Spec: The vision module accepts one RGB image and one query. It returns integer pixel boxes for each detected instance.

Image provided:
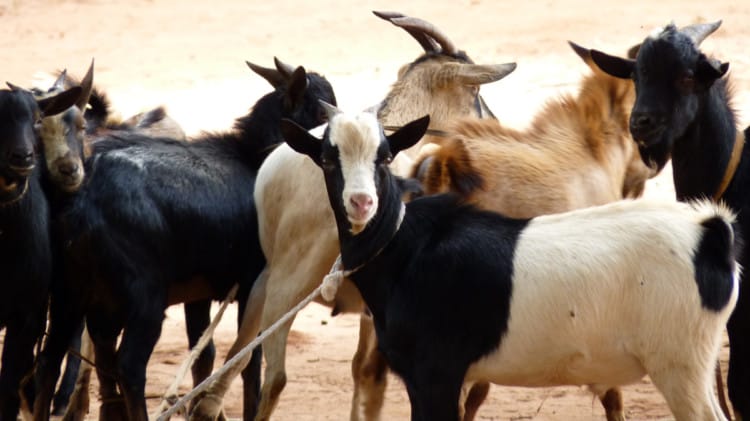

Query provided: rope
[156,284,323,420]
[150,283,239,419]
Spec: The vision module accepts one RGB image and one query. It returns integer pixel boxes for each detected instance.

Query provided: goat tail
[691,199,740,313]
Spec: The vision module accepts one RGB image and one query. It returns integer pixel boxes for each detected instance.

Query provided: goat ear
[696,56,729,83]
[441,63,517,86]
[285,66,309,110]
[387,115,430,156]
[626,43,641,59]
[568,41,591,64]
[6,82,27,92]
[247,60,286,88]
[589,50,635,79]
[76,58,95,110]
[52,69,68,91]
[273,57,296,78]
[280,118,322,164]
[37,86,82,117]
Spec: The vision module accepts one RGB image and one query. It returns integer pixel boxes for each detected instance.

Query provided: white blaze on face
[328,112,382,234]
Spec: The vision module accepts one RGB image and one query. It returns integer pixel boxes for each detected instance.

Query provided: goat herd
[0,9,748,421]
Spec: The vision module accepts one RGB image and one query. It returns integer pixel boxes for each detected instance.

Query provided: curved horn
[246,60,286,88]
[76,59,95,110]
[273,57,296,78]
[373,11,439,53]
[389,16,457,55]
[436,63,517,86]
[318,100,341,122]
[680,20,722,46]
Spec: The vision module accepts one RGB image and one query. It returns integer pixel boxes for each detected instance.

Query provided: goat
[188,11,515,421]
[413,41,653,217]
[282,105,739,421]
[408,41,654,420]
[31,59,336,421]
[0,84,83,421]
[30,64,94,418]
[590,21,750,420]
[30,61,187,418]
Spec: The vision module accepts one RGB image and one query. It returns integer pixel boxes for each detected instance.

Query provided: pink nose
[350,193,374,214]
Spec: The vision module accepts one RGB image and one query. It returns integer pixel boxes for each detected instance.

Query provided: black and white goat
[0,84,82,421]
[280,104,739,421]
[590,21,750,420]
[31,60,336,421]
[193,12,516,421]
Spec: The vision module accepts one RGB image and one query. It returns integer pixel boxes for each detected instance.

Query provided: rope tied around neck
[321,203,406,301]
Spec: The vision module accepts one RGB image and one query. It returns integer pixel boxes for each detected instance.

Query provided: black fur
[33,66,336,420]
[693,216,737,311]
[283,116,528,420]
[0,87,79,421]
[592,23,750,417]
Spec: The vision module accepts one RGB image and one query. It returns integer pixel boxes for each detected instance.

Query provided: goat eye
[384,154,393,164]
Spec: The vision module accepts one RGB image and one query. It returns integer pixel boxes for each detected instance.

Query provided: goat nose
[350,193,374,213]
[59,162,79,176]
[630,113,654,131]
[9,150,34,168]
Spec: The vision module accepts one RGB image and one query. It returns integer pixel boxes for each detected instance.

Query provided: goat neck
[334,169,403,270]
[669,79,738,200]
[337,170,405,271]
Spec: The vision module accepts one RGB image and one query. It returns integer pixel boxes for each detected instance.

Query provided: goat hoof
[189,393,224,421]
[99,400,128,421]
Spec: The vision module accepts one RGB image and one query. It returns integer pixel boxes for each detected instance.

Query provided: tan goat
[189,11,515,421]
[408,41,656,421]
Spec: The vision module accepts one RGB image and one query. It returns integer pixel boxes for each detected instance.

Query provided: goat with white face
[281,104,739,421]
[192,11,515,421]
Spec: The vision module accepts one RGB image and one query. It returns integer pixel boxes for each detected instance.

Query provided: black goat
[590,21,750,419]
[34,61,186,417]
[0,84,82,421]
[32,60,336,421]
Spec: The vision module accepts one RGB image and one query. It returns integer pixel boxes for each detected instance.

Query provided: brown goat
[409,42,655,421]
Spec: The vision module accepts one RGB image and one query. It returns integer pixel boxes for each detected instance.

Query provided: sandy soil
[2,0,750,419]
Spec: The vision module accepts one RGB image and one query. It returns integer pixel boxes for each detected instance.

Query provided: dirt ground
[2,0,750,419]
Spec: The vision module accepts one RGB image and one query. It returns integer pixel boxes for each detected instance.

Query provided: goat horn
[438,63,517,86]
[6,82,26,92]
[680,20,722,46]
[389,16,457,55]
[373,11,439,53]
[318,100,341,121]
[76,59,95,110]
[246,60,286,88]
[52,69,68,92]
[274,57,296,78]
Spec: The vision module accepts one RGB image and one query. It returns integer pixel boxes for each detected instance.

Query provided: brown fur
[413,53,655,219]
[379,56,484,131]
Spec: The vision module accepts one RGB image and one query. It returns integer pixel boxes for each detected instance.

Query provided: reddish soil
[1,0,749,419]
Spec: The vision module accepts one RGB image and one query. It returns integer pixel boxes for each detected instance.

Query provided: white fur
[328,112,382,233]
[461,199,738,420]
[194,42,525,421]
